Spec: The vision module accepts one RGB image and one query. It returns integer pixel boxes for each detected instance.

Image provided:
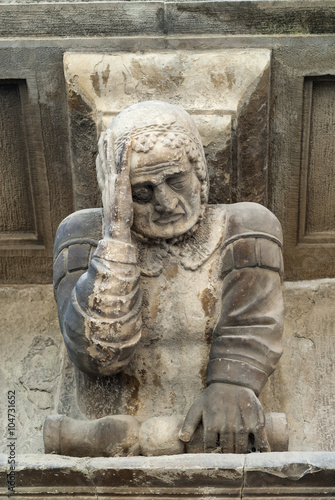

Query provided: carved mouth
[153,213,184,224]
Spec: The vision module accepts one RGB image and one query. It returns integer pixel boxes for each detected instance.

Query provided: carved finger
[179,398,203,443]
[105,129,118,177]
[219,427,235,454]
[108,141,133,239]
[204,426,221,453]
[234,430,249,454]
[253,426,271,453]
[117,139,133,216]
[97,129,119,232]
[96,154,105,196]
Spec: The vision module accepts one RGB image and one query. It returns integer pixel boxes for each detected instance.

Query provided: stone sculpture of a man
[46,101,284,456]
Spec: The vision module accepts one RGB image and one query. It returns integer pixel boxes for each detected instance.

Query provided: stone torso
[75,206,227,420]
[54,202,283,421]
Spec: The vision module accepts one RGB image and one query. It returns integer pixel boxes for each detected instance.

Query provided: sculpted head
[97,101,209,240]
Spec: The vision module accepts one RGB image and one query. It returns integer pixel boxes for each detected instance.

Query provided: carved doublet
[54,203,283,420]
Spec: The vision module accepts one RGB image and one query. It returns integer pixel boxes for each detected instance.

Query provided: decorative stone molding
[1,453,335,498]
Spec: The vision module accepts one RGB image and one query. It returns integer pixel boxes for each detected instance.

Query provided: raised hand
[96,132,133,243]
[179,383,270,453]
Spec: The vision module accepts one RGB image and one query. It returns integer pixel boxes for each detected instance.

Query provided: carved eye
[132,185,153,203]
[167,176,187,191]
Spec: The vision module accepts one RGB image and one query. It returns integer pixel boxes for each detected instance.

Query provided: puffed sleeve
[53,209,142,377]
[207,203,284,396]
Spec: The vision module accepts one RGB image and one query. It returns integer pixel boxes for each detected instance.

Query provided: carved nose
[154,185,178,213]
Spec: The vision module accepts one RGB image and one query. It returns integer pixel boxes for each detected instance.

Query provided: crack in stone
[241,454,246,500]
[84,460,99,500]
[293,332,315,346]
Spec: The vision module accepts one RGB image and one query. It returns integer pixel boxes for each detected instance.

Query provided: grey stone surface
[2,1,335,37]
[139,415,185,456]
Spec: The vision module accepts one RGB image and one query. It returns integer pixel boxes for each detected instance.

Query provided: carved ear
[194,156,209,205]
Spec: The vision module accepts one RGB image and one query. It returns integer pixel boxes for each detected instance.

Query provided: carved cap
[109,100,201,144]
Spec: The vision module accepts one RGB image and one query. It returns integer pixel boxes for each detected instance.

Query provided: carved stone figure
[44,101,286,456]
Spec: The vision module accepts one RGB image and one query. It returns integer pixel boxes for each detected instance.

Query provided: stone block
[260,279,335,451]
[0,285,62,455]
[64,49,270,208]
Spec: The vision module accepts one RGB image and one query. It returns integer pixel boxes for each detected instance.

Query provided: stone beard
[47,101,285,456]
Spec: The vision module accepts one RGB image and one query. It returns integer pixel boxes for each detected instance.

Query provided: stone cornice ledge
[1,1,335,38]
[1,452,335,498]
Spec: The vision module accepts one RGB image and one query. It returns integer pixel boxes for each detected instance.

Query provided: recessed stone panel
[0,81,35,236]
[299,77,335,243]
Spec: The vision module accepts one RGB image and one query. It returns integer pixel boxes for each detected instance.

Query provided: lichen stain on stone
[90,72,101,97]
[130,60,185,93]
[210,71,226,89]
[225,68,236,91]
[200,287,216,318]
[153,373,162,388]
[198,360,207,388]
[102,64,110,87]
[169,391,176,405]
[165,264,178,279]
[121,373,140,415]
[210,69,236,91]
[204,322,213,346]
[151,291,160,320]
[138,368,147,384]
[68,89,92,115]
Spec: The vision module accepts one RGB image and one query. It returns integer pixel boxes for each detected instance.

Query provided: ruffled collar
[132,205,226,277]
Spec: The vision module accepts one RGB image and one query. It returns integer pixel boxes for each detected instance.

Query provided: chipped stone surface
[64,51,270,128]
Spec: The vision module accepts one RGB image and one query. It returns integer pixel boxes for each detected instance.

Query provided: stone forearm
[208,267,284,395]
[62,239,142,376]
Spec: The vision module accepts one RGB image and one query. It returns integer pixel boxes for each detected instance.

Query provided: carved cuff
[95,239,137,264]
[206,358,268,396]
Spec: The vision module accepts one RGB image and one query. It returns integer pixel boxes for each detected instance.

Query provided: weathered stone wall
[1,0,335,462]
[1,1,335,282]
[1,280,335,454]
[0,286,62,455]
